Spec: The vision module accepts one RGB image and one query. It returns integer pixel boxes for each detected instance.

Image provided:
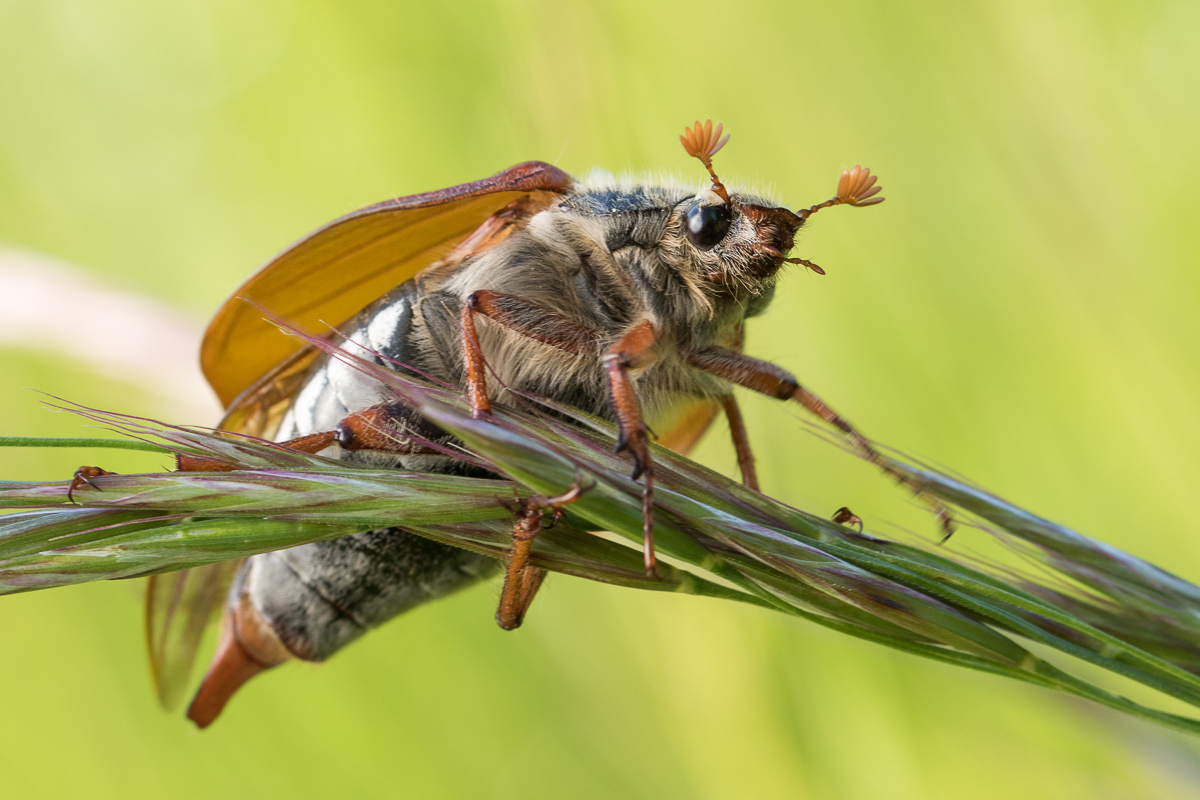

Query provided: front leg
[603,320,661,575]
[688,346,954,537]
[721,395,759,491]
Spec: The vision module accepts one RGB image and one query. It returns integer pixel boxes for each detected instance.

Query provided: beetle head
[677,120,884,290]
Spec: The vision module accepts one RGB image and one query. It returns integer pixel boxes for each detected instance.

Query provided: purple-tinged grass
[3,332,1200,734]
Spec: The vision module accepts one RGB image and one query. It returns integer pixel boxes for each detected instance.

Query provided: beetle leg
[496,504,547,631]
[832,506,864,533]
[496,479,585,630]
[456,294,662,576]
[461,293,492,417]
[603,320,661,575]
[175,401,440,472]
[329,401,444,455]
[67,465,116,503]
[832,506,890,543]
[687,346,955,538]
[460,289,602,418]
[721,395,759,491]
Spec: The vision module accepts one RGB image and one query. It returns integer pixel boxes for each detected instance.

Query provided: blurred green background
[2,0,1200,797]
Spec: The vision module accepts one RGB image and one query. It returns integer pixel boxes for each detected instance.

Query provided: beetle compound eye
[686,203,732,249]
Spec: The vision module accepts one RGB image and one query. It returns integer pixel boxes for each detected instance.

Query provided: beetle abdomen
[243,527,496,661]
[246,280,496,652]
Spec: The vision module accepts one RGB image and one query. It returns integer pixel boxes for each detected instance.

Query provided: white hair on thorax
[576,168,786,208]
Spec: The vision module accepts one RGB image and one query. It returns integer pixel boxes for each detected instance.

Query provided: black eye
[686,203,732,249]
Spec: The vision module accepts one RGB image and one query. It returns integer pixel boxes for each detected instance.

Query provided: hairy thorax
[435,204,747,430]
[282,177,785,455]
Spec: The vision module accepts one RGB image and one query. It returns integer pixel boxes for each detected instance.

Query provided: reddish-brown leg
[603,320,661,575]
[495,481,584,630]
[688,346,955,537]
[457,293,663,576]
[721,395,759,491]
[67,466,116,503]
[175,402,439,473]
[328,402,444,456]
[461,295,492,418]
[496,501,543,631]
[832,506,864,532]
[460,290,601,418]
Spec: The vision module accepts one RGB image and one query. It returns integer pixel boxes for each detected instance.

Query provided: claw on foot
[503,475,588,520]
[832,506,864,533]
[609,410,658,577]
[67,466,115,503]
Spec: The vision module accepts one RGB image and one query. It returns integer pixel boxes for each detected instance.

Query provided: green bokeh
[2,1,1199,797]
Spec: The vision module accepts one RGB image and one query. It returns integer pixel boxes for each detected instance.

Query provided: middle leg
[495,480,584,630]
[459,292,663,574]
[721,395,759,491]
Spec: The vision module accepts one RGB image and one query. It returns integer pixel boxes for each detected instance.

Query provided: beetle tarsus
[832,506,864,533]
[67,465,115,503]
[495,476,587,630]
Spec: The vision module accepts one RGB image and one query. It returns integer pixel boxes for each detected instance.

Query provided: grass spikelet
[4,335,1200,734]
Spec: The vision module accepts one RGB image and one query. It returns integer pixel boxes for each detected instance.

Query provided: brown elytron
[86,120,955,727]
